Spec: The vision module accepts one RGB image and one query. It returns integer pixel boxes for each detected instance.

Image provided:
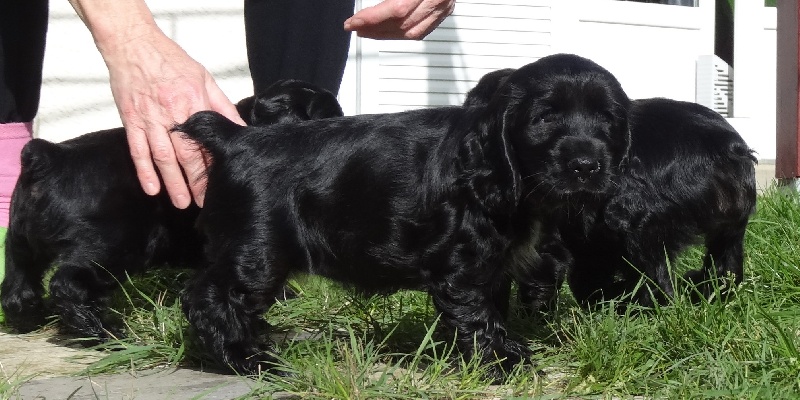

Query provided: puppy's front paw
[683,269,737,303]
[223,343,289,378]
[484,339,533,383]
[683,269,705,286]
[518,283,558,319]
[1,300,46,333]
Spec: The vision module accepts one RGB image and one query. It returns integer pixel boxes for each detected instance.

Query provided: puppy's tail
[730,141,758,165]
[172,110,243,159]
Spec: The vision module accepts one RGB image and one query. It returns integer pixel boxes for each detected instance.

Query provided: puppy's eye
[533,112,556,124]
[229,287,243,298]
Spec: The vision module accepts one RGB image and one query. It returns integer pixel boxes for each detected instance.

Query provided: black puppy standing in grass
[464,67,757,311]
[1,80,344,340]
[560,98,757,308]
[175,53,632,379]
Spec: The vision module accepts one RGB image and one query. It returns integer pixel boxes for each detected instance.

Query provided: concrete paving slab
[756,160,776,192]
[0,331,100,379]
[16,368,256,400]
[0,330,287,400]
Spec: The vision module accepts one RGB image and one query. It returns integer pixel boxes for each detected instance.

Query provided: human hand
[344,0,455,40]
[103,29,245,209]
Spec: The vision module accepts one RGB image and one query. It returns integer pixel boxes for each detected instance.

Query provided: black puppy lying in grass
[174,53,632,380]
[1,80,343,340]
[464,67,757,312]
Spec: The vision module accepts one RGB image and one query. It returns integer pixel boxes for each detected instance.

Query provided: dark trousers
[244,0,355,96]
[0,0,355,123]
[0,0,48,123]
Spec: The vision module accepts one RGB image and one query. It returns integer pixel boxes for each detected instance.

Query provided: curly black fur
[174,53,631,379]
[0,80,343,339]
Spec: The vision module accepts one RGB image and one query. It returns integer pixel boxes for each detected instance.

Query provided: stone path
[16,368,255,400]
[0,331,258,399]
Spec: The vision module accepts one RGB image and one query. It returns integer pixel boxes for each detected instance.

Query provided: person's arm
[344,0,455,40]
[68,0,245,208]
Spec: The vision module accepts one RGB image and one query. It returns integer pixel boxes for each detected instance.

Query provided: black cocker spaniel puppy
[464,63,756,311]
[1,80,343,340]
[463,67,758,311]
[556,98,757,308]
[175,53,631,379]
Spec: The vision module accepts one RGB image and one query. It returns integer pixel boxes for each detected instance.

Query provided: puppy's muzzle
[567,156,601,183]
[556,137,612,193]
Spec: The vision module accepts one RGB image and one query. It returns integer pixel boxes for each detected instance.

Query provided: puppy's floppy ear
[306,90,344,120]
[463,68,516,108]
[611,97,633,174]
[617,127,632,174]
[247,89,344,125]
[235,96,257,125]
[458,91,522,215]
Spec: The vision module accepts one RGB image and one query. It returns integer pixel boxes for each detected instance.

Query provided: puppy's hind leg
[181,243,291,376]
[48,262,120,341]
[1,231,50,332]
[623,235,679,308]
[685,222,747,302]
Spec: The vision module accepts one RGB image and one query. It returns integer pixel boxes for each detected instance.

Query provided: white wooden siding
[37,0,778,161]
[345,0,553,115]
[340,0,716,115]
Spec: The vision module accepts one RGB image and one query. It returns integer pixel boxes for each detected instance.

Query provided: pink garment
[0,122,33,227]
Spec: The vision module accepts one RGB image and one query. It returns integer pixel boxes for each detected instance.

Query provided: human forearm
[67,0,161,56]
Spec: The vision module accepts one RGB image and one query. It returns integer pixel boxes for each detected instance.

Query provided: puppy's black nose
[567,158,601,182]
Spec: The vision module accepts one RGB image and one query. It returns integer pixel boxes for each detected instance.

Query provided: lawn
[2,188,800,399]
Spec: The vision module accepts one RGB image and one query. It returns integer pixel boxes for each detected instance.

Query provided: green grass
[3,189,800,398]
[0,365,32,400]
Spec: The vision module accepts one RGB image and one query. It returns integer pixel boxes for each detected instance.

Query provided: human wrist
[68,0,161,58]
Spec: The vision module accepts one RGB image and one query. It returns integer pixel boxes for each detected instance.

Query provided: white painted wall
[38,1,252,143]
[728,3,777,160]
[340,0,553,115]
